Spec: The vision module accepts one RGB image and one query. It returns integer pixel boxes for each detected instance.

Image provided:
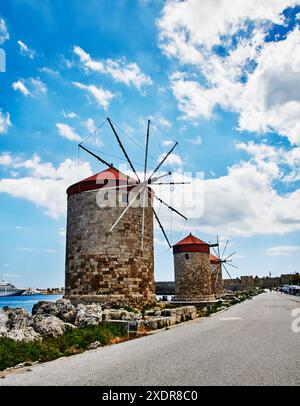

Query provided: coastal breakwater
[0,290,264,372]
[0,299,198,342]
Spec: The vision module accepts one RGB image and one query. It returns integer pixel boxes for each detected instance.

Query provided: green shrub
[0,323,126,371]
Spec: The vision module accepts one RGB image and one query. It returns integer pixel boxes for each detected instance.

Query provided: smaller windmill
[209,237,238,297]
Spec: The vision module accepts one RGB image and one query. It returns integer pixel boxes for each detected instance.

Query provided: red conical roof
[80,167,134,184]
[173,233,210,254]
[67,167,137,197]
[174,233,209,246]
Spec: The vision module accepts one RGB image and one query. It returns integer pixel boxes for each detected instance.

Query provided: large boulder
[5,308,41,342]
[0,309,9,337]
[75,304,103,327]
[144,317,171,330]
[161,306,197,322]
[32,299,76,323]
[103,309,141,321]
[32,314,75,338]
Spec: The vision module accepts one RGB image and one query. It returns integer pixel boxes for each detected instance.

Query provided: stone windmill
[209,237,238,297]
[64,118,188,308]
[172,233,218,302]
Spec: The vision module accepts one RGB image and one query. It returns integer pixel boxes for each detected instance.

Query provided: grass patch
[0,323,127,371]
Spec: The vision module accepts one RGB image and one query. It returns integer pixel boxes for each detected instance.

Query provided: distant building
[223,273,299,291]
[156,273,298,295]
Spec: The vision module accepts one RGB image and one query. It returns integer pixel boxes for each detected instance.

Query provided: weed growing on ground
[0,323,127,371]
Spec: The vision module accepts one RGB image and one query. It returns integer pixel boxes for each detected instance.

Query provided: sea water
[0,294,173,314]
[0,294,63,314]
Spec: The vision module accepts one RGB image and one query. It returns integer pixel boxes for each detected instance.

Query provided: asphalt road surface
[1,291,300,386]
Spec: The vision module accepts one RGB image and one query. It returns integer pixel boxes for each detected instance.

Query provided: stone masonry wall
[64,189,156,307]
[174,252,214,301]
[210,263,224,298]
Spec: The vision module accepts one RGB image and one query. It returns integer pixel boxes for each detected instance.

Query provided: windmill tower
[210,238,238,298]
[172,234,216,302]
[64,118,187,307]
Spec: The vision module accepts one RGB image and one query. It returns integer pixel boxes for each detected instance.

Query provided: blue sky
[1,0,300,288]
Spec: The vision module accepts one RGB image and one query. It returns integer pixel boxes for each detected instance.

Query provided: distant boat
[22,288,40,295]
[0,281,26,297]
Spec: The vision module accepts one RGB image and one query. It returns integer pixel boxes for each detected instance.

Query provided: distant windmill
[209,236,238,297]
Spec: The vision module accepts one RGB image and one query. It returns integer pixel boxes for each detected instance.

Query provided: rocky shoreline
[0,289,265,342]
[0,299,198,342]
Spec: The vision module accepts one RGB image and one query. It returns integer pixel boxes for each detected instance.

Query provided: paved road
[1,291,300,386]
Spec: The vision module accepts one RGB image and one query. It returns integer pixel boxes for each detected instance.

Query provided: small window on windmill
[185,254,189,260]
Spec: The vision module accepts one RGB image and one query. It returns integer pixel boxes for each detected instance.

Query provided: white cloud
[194,161,300,236]
[73,81,115,110]
[152,152,300,238]
[58,227,66,237]
[158,1,300,145]
[56,123,82,142]
[0,18,9,44]
[162,139,173,147]
[73,46,152,91]
[154,237,169,247]
[122,122,134,136]
[236,141,300,181]
[30,78,47,94]
[40,67,59,76]
[83,117,96,133]
[73,46,105,72]
[266,246,300,256]
[0,111,11,134]
[62,110,77,119]
[185,135,202,145]
[149,115,172,129]
[158,152,183,166]
[0,154,92,218]
[15,226,27,231]
[1,149,300,237]
[82,118,104,147]
[2,273,21,280]
[58,227,66,244]
[170,72,223,119]
[44,248,56,254]
[106,59,152,90]
[157,117,171,129]
[12,78,47,97]
[237,29,300,145]
[19,248,57,254]
[0,152,12,165]
[234,254,246,259]
[16,247,36,252]
[158,0,295,61]
[17,40,35,59]
[12,80,31,96]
